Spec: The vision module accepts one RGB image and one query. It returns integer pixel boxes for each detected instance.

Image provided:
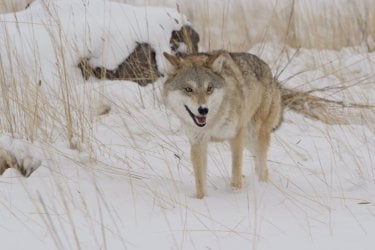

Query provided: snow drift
[0,1,374,250]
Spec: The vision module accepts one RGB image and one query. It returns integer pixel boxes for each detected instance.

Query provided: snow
[0,0,189,91]
[1,1,375,250]
[0,134,43,176]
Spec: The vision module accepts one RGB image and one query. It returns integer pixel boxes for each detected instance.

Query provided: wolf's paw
[257,169,269,182]
[196,191,205,199]
[231,174,245,190]
[231,180,243,191]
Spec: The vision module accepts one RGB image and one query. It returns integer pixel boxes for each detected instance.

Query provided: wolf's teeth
[195,116,206,125]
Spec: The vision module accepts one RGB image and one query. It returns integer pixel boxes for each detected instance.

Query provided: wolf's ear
[206,52,225,73]
[163,52,181,67]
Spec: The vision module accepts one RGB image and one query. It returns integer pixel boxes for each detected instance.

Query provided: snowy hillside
[1,0,375,250]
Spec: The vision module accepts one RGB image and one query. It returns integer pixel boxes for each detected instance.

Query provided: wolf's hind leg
[230,127,245,189]
[248,127,270,182]
[190,143,208,199]
[255,128,271,181]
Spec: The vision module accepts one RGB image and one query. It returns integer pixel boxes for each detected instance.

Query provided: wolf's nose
[198,106,209,115]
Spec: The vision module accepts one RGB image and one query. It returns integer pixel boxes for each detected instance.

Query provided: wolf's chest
[184,117,238,144]
[209,116,238,141]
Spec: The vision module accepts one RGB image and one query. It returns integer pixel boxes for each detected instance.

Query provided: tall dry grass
[0,0,97,151]
[116,0,375,52]
[0,1,374,249]
[0,0,373,181]
[0,0,373,180]
[3,0,375,51]
[2,0,375,51]
[0,0,32,13]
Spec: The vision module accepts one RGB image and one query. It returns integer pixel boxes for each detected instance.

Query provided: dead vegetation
[0,0,374,175]
[281,87,375,125]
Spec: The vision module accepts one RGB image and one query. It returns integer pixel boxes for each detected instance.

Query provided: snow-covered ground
[1,1,375,249]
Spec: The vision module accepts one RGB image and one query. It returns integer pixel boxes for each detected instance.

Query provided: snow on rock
[0,1,374,249]
[0,43,374,249]
[0,0,196,149]
[0,134,42,176]
[0,0,192,90]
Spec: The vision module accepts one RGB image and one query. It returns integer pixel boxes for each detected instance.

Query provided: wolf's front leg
[190,143,208,199]
[230,127,245,189]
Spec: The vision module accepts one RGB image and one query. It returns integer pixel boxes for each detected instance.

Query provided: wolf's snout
[198,106,209,115]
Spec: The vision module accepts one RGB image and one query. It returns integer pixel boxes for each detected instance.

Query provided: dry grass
[281,87,375,125]
[0,0,373,188]
[114,0,375,52]
[0,0,30,13]
[0,2,372,183]
[0,0,374,249]
[2,0,375,51]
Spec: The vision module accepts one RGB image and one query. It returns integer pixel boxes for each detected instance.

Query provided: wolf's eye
[207,85,213,94]
[184,87,193,93]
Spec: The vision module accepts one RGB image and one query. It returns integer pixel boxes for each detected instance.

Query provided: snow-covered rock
[0,0,197,90]
[0,1,374,250]
[0,134,42,177]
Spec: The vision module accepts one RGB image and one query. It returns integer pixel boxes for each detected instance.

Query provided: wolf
[163,51,282,198]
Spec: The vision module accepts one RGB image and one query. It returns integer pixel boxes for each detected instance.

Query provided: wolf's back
[230,53,273,83]
[229,52,373,125]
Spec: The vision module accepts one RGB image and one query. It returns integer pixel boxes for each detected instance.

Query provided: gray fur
[163,51,282,198]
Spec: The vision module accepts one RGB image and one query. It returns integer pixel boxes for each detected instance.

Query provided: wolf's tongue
[195,116,206,125]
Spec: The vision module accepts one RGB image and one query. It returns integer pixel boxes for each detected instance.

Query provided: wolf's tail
[281,88,375,125]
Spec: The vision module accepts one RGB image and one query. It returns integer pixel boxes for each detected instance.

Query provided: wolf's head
[163,52,227,128]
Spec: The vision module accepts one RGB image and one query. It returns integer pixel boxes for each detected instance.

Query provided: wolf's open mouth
[184,105,207,127]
